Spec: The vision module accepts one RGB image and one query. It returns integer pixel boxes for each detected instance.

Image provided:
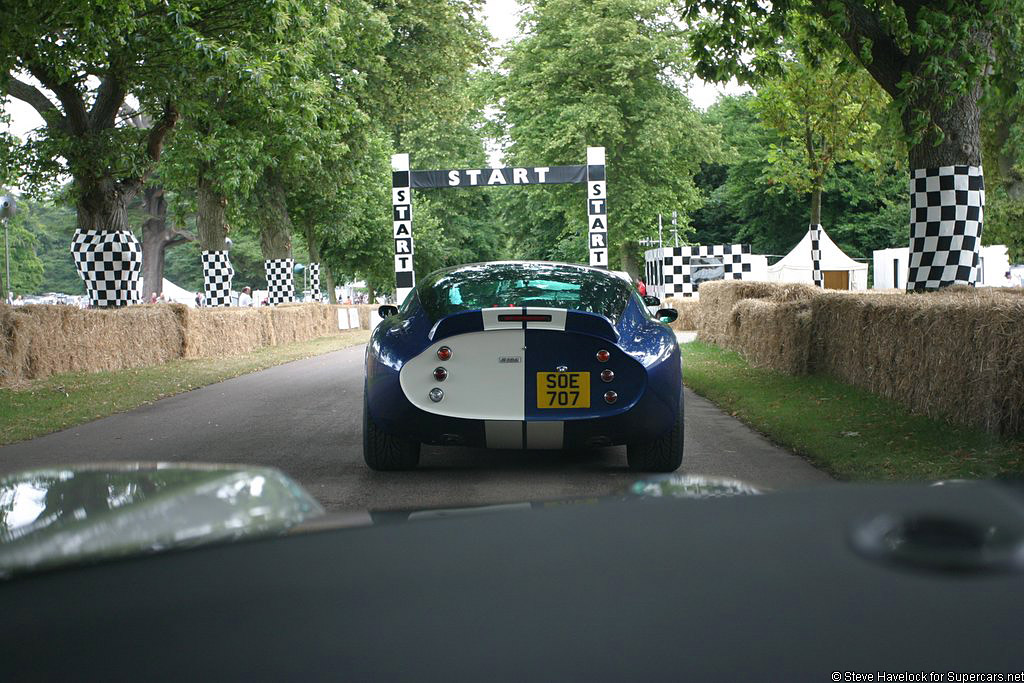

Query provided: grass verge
[0,330,370,446]
[682,340,1024,480]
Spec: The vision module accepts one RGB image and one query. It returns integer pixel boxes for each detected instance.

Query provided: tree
[680,0,1024,290]
[754,49,896,229]
[0,0,283,305]
[496,0,715,275]
[692,94,907,259]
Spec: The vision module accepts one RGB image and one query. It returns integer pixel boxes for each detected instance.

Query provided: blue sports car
[364,261,683,471]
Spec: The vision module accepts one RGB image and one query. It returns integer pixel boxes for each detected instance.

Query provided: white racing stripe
[482,308,525,330]
[485,421,523,449]
[526,421,564,449]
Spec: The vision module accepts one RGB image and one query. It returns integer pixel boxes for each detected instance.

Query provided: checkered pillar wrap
[907,165,984,291]
[70,229,143,308]
[643,244,754,299]
[809,225,824,288]
[201,250,234,307]
[308,263,322,302]
[264,258,295,305]
[392,153,415,303]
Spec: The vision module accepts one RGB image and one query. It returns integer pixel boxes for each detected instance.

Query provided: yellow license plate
[537,372,590,409]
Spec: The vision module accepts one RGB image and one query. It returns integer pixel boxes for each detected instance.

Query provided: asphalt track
[0,343,830,512]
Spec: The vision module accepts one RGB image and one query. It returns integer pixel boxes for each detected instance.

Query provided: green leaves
[497,0,714,271]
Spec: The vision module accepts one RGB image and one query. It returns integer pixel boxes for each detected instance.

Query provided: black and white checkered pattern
[644,244,756,299]
[201,250,234,307]
[308,263,322,302]
[264,258,295,305]
[809,225,823,288]
[907,165,984,291]
[70,229,143,307]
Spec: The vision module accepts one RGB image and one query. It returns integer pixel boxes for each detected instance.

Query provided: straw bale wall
[662,299,700,330]
[696,281,1024,435]
[1,303,372,387]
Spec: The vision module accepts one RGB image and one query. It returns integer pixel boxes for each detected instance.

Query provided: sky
[2,1,745,140]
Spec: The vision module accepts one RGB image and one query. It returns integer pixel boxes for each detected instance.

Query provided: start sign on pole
[389,146,609,302]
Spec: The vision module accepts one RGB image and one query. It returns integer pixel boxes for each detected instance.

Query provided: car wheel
[363,387,420,471]
[626,391,683,473]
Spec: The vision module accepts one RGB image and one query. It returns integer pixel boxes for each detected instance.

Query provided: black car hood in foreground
[0,463,323,578]
[2,479,1024,679]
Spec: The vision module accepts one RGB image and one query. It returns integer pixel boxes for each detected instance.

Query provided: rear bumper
[366,378,678,450]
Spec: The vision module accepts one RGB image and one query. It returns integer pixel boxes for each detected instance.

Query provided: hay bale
[812,288,1024,435]
[696,280,819,344]
[1,303,184,386]
[730,299,814,375]
[661,299,700,330]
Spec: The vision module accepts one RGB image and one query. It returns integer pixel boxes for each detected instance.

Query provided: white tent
[140,277,205,306]
[767,227,868,290]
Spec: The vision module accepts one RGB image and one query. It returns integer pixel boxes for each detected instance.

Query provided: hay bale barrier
[662,299,699,331]
[1,303,184,386]
[1,302,362,387]
[695,281,1024,436]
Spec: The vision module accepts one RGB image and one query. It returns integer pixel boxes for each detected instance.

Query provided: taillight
[596,349,610,362]
[604,391,618,404]
[600,369,614,382]
[433,367,448,382]
[437,346,452,361]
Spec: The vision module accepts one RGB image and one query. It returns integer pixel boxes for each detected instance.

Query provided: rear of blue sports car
[364,262,683,472]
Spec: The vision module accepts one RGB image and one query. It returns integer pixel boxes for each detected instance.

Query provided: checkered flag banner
[308,262,322,302]
[907,165,984,291]
[644,244,754,299]
[264,258,295,305]
[809,225,824,288]
[201,250,234,307]
[70,229,143,308]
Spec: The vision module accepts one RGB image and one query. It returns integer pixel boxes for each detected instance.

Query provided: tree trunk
[197,175,229,251]
[620,249,639,279]
[71,176,144,307]
[259,171,293,260]
[902,82,986,291]
[76,177,135,232]
[259,169,294,305]
[809,186,823,226]
[323,267,337,304]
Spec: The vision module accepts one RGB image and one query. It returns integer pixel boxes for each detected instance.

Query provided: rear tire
[363,388,420,471]
[626,390,683,473]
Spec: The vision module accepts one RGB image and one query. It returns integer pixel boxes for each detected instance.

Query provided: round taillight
[600,369,614,383]
[429,388,444,403]
[596,349,610,363]
[433,367,448,382]
[437,346,452,361]
[603,391,618,404]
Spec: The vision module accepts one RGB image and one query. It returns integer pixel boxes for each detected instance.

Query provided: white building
[873,244,1013,289]
[766,227,868,290]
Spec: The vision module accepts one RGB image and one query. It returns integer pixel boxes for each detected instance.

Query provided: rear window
[416,263,633,322]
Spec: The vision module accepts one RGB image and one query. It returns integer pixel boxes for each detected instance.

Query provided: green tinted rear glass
[417,263,632,322]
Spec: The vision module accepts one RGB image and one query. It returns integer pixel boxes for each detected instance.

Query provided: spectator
[636,277,647,297]
[238,286,253,307]
[194,291,203,307]
[149,292,158,304]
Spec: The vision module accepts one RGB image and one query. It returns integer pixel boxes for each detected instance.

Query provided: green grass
[0,330,370,446]
[682,341,1024,481]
